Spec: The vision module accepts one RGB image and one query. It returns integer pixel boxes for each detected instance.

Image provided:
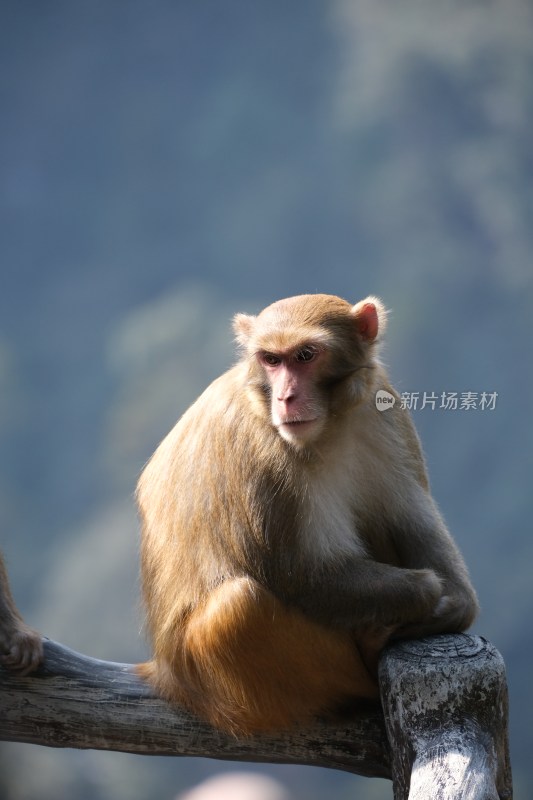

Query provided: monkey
[0,551,42,674]
[136,293,479,736]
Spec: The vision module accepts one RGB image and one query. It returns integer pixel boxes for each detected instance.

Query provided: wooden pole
[379,634,513,800]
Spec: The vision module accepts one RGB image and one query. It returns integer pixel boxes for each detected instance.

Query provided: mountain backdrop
[1,2,532,798]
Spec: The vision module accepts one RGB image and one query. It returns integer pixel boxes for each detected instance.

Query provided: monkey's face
[257,344,329,447]
[233,293,387,449]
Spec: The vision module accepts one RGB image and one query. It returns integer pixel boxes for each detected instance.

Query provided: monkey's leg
[161,576,378,735]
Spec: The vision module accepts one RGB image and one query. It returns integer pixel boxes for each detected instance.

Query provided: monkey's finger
[1,637,43,674]
[0,650,23,670]
[2,644,25,667]
[18,642,43,675]
[23,642,44,675]
[16,648,35,674]
[3,650,32,673]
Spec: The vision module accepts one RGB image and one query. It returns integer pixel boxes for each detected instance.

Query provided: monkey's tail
[136,659,156,684]
[136,659,185,703]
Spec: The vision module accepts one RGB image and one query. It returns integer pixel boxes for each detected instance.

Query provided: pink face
[258,344,327,446]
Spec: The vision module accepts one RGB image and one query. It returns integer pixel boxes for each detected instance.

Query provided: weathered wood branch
[0,635,512,799]
[379,636,513,800]
[0,638,390,776]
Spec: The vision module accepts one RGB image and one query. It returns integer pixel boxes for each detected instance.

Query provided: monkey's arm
[387,496,480,638]
[282,556,443,632]
[380,407,480,636]
[279,484,478,636]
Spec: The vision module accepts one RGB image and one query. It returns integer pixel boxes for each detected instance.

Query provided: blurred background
[1,1,532,798]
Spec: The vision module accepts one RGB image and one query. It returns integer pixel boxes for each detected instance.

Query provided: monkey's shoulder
[344,376,430,491]
[139,365,275,491]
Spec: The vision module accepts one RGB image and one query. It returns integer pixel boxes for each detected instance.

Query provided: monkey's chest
[292,439,403,565]
[301,502,362,564]
[296,468,367,564]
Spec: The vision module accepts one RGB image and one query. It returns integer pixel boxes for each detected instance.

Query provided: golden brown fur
[137,294,478,735]
[138,577,378,733]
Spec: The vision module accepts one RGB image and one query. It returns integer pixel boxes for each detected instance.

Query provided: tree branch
[0,638,390,778]
[0,635,513,799]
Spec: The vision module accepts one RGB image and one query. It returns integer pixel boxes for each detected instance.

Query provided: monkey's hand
[431,587,479,632]
[0,620,43,675]
[392,581,478,641]
[406,568,444,619]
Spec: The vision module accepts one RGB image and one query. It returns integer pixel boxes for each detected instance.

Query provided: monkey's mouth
[280,418,318,433]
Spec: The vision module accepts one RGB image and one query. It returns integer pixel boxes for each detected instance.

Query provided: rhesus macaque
[0,551,42,673]
[137,294,479,735]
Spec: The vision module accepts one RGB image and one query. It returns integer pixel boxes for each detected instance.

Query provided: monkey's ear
[233,313,257,347]
[351,296,388,343]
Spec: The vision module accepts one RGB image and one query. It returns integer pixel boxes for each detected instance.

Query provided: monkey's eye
[294,346,317,363]
[261,352,282,367]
